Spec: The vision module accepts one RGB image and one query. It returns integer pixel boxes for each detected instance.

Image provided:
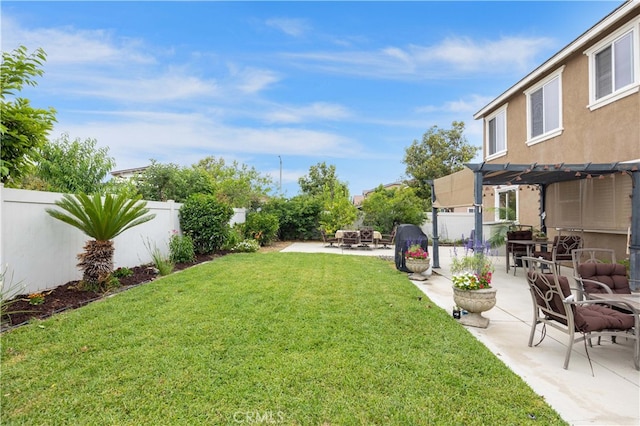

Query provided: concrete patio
[280,241,640,425]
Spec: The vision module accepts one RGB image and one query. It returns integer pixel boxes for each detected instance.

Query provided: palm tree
[46,193,155,290]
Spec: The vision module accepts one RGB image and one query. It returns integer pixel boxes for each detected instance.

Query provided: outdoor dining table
[505,239,553,273]
[588,293,640,316]
[335,230,383,246]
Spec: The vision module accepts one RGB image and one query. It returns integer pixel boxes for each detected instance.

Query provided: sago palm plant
[46,193,155,290]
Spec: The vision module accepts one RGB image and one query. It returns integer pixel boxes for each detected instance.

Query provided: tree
[22,133,115,194]
[1,46,57,184]
[361,185,427,232]
[46,193,155,291]
[298,162,348,199]
[403,121,478,201]
[318,184,357,234]
[262,195,324,241]
[136,160,213,202]
[196,156,273,208]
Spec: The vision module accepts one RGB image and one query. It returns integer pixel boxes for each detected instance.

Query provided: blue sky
[1,1,623,197]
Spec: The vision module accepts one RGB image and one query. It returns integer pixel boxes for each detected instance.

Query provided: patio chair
[506,226,533,275]
[340,230,360,248]
[358,227,375,249]
[319,229,338,247]
[572,248,631,296]
[522,256,639,370]
[533,234,583,273]
[378,226,396,249]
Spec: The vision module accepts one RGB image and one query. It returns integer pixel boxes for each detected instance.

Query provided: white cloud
[415,94,494,115]
[282,35,555,80]
[52,111,362,170]
[265,18,310,37]
[264,102,351,124]
[233,67,281,94]
[1,17,155,66]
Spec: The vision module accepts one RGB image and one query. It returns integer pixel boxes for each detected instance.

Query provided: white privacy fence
[0,186,245,295]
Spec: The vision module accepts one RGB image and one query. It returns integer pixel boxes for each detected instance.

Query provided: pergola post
[630,170,640,291]
[426,180,440,269]
[474,170,484,253]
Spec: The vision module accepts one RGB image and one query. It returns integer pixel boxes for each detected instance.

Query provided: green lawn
[1,253,566,425]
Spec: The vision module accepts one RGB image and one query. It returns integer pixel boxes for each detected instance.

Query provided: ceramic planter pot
[452,286,497,328]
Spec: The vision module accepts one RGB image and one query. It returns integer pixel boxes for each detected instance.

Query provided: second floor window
[595,30,634,100]
[526,73,561,142]
[586,18,639,110]
[486,108,506,158]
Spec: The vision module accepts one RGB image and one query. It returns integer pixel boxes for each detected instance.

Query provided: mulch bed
[1,253,222,331]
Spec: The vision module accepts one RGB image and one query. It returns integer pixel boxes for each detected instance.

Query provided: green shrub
[222,225,244,251]
[233,239,260,253]
[179,194,233,254]
[244,211,279,246]
[112,267,133,278]
[169,233,196,263]
[262,195,323,240]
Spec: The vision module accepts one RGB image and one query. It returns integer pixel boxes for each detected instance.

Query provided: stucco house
[433,1,640,289]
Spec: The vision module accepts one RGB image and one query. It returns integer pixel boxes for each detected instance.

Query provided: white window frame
[525,67,564,146]
[485,105,507,160]
[494,185,519,222]
[585,18,640,111]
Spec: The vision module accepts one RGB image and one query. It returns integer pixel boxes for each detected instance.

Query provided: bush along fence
[0,185,245,295]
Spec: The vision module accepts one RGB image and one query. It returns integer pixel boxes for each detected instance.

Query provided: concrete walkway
[280,242,640,425]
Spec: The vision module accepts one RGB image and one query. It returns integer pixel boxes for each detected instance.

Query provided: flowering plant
[450,254,494,290]
[405,244,429,260]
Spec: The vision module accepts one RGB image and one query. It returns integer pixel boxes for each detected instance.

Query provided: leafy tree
[179,194,233,254]
[196,156,273,208]
[403,121,478,201]
[298,162,348,199]
[136,160,213,202]
[46,193,155,291]
[262,195,323,241]
[22,133,115,194]
[318,184,358,234]
[1,46,57,184]
[361,185,427,232]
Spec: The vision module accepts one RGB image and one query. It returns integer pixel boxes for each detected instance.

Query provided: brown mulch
[1,241,294,330]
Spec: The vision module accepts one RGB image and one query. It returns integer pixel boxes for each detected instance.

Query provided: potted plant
[404,243,430,279]
[533,228,548,241]
[450,254,497,328]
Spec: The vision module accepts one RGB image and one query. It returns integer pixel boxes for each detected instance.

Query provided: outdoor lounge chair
[341,230,360,248]
[572,248,632,297]
[522,256,639,370]
[358,227,375,248]
[320,229,338,247]
[378,227,396,249]
[533,234,583,273]
[506,226,533,275]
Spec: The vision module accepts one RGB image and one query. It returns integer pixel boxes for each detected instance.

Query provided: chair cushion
[529,273,573,324]
[577,263,631,294]
[574,304,634,332]
[508,230,532,241]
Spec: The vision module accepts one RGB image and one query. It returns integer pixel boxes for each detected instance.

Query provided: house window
[525,69,563,144]
[486,107,506,159]
[494,186,518,221]
[586,19,639,110]
[595,31,634,99]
